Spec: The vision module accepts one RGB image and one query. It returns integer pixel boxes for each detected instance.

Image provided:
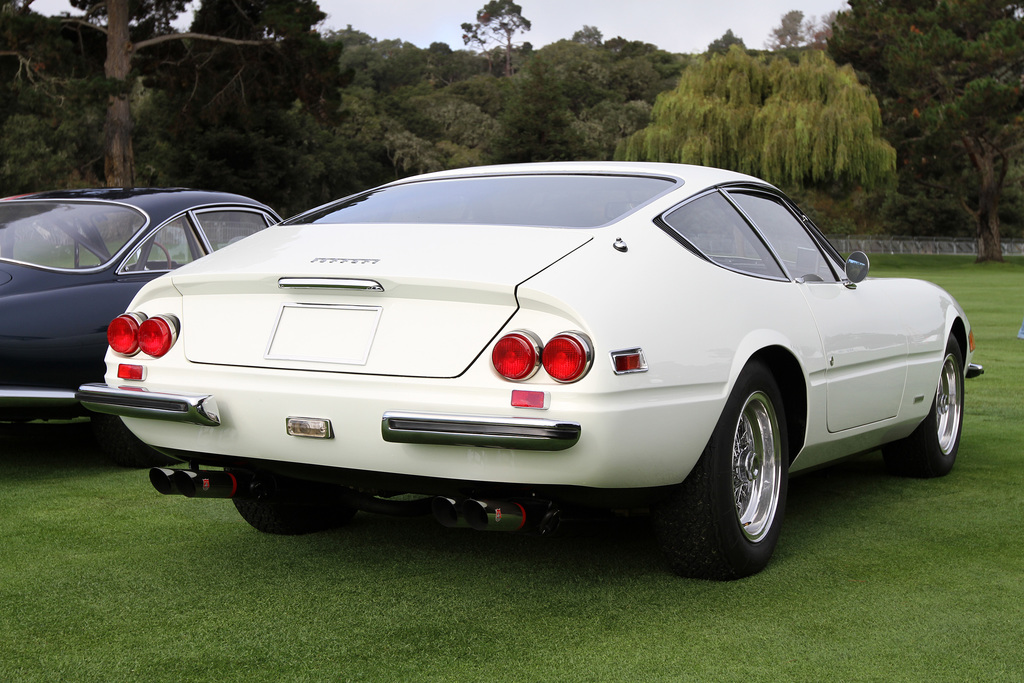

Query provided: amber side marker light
[611,348,648,375]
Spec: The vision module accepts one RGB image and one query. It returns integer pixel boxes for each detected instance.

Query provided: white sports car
[77,162,981,579]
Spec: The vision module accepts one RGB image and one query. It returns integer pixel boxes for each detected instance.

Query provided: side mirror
[845,251,870,284]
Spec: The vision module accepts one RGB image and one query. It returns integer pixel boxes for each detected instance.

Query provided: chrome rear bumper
[75,385,581,451]
[76,383,221,427]
[382,411,581,451]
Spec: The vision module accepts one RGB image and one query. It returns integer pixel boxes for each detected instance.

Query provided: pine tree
[830,0,1024,262]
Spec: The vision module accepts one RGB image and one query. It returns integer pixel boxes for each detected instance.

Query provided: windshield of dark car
[0,201,146,270]
[288,174,677,228]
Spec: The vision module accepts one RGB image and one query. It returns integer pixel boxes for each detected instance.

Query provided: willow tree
[617,46,895,191]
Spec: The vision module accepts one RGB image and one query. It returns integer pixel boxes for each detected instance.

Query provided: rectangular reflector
[117,364,146,381]
[286,417,334,439]
[511,390,548,409]
[611,348,648,374]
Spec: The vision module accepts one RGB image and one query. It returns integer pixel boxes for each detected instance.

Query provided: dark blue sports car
[1,188,279,465]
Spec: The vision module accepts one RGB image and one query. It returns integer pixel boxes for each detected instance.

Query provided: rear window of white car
[289,174,676,228]
[0,201,146,270]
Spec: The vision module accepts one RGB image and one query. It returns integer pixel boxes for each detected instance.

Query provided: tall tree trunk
[964,135,1005,263]
[976,188,1004,263]
[104,0,135,188]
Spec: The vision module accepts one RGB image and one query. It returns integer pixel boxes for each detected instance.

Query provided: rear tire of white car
[233,497,357,535]
[91,413,176,468]
[653,361,789,580]
[882,334,964,478]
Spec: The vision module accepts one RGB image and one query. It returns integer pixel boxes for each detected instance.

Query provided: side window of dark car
[121,217,202,272]
[728,192,839,283]
[194,210,273,250]
[662,192,786,279]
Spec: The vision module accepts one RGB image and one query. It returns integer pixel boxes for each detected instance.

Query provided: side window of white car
[193,210,272,250]
[729,192,839,283]
[121,216,201,272]
[662,192,786,280]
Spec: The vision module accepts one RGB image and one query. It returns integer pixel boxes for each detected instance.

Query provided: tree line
[2,0,1022,261]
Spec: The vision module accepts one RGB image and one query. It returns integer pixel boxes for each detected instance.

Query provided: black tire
[652,361,789,580]
[882,334,964,478]
[90,413,176,468]
[233,497,356,535]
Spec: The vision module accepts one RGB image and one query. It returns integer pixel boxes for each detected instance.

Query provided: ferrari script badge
[310,258,380,265]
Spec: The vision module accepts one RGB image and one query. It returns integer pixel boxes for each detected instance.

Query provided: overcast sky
[32,0,848,54]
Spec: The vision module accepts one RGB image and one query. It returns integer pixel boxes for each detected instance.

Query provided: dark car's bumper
[0,386,85,420]
[0,386,78,408]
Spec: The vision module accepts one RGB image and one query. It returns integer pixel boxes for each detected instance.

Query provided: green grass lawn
[2,255,1022,682]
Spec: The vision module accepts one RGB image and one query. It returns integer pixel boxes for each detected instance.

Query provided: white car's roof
[385,161,769,190]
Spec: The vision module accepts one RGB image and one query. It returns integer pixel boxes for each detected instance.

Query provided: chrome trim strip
[381,410,580,451]
[0,387,79,408]
[115,205,277,275]
[278,277,384,292]
[76,383,220,426]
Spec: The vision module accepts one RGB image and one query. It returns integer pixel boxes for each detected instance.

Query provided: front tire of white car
[882,334,964,478]
[233,497,357,535]
[653,361,789,580]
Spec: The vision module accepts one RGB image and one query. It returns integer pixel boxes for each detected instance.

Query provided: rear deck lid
[171,223,591,377]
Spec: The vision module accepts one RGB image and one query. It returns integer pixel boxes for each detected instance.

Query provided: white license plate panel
[265,303,383,365]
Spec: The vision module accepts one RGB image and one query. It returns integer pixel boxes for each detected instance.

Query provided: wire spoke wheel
[652,361,789,579]
[934,352,963,455]
[731,391,783,543]
[882,333,964,479]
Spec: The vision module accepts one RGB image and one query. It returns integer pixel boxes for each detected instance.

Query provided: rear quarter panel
[502,219,827,483]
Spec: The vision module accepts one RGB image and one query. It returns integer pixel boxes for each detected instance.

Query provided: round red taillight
[107,313,144,356]
[542,332,593,383]
[492,331,542,381]
[138,315,179,358]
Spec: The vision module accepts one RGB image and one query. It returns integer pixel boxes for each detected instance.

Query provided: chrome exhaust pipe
[151,470,434,512]
[149,468,182,496]
[432,497,471,528]
[149,468,253,499]
[463,499,529,532]
[453,498,561,535]
[175,469,253,498]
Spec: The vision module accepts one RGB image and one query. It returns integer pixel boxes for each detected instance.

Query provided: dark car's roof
[9,188,276,221]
